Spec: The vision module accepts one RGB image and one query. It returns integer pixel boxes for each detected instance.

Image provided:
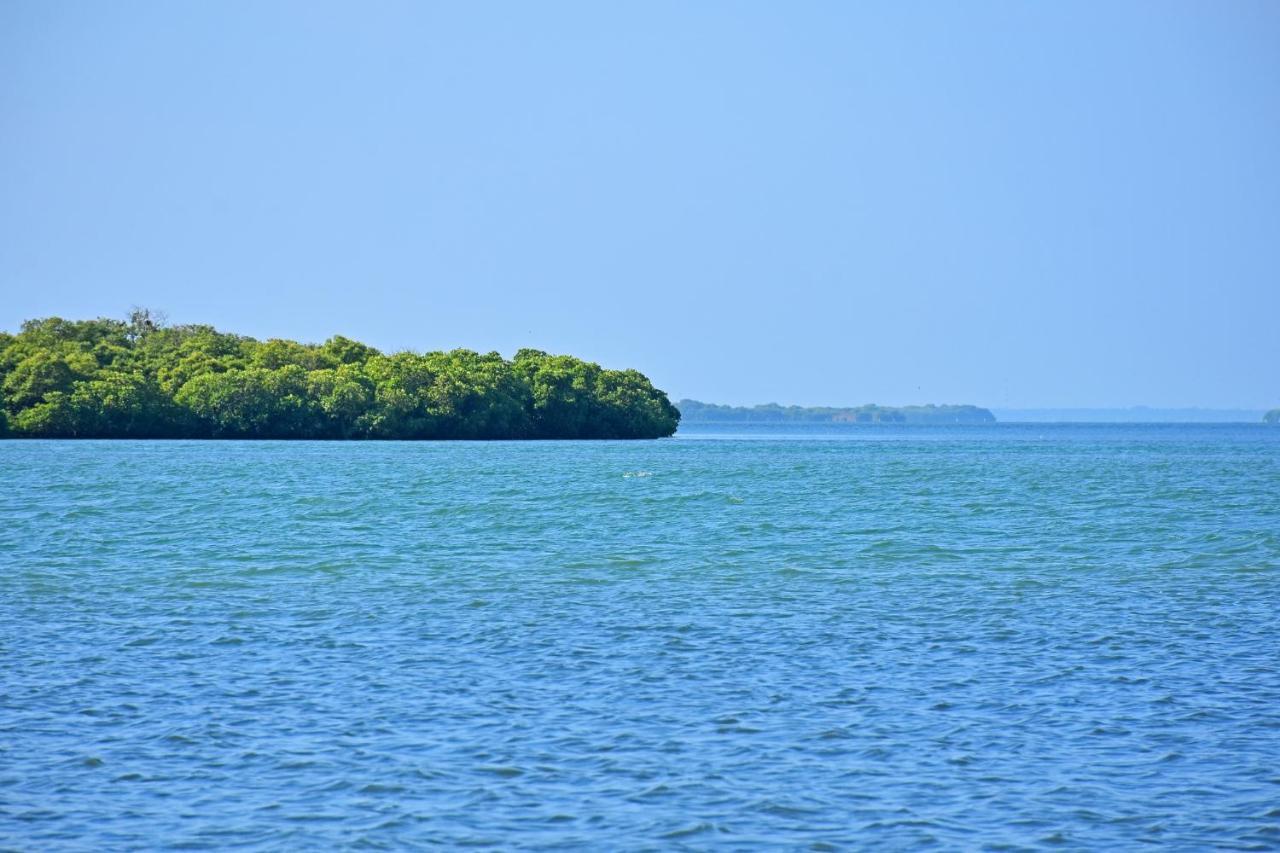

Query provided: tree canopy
[0,314,679,439]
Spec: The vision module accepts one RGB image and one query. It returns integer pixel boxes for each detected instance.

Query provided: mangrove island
[677,399,996,424]
[0,313,679,439]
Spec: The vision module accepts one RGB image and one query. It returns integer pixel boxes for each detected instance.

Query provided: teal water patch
[1,425,1278,847]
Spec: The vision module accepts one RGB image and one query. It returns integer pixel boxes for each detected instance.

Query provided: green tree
[321,335,380,366]
[176,366,319,438]
[251,338,337,371]
[306,365,375,438]
[67,373,172,437]
[12,392,82,437]
[3,350,93,412]
[513,350,597,438]
[361,353,440,438]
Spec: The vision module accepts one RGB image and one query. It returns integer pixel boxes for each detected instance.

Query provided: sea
[3,423,1278,849]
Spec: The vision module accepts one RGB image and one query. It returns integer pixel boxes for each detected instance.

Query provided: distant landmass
[677,399,996,425]
[994,407,1269,423]
[1266,409,1279,424]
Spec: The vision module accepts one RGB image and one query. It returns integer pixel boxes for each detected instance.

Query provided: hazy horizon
[676,398,1269,422]
[3,1,1278,409]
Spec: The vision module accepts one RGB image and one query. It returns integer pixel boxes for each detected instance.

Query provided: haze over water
[3,424,1278,848]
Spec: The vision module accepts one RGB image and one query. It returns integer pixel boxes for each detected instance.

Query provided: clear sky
[2,1,1277,408]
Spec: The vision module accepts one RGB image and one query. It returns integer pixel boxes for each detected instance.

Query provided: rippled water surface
[3,425,1279,848]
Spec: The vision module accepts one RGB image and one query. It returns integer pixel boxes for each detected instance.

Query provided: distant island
[0,313,679,439]
[677,399,996,425]
[1266,409,1279,424]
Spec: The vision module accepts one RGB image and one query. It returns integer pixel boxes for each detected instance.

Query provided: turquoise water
[3,425,1279,848]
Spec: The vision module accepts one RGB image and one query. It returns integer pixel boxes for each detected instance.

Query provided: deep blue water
[3,424,1279,848]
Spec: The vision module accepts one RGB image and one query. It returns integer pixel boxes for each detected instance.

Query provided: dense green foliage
[0,314,679,439]
[1266,409,1279,425]
[677,399,996,424]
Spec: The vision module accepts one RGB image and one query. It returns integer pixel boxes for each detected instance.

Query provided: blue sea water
[2,424,1279,849]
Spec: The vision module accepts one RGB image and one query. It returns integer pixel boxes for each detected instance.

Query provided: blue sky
[2,1,1277,408]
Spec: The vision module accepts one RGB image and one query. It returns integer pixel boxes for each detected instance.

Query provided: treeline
[677,399,996,425]
[0,313,679,439]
